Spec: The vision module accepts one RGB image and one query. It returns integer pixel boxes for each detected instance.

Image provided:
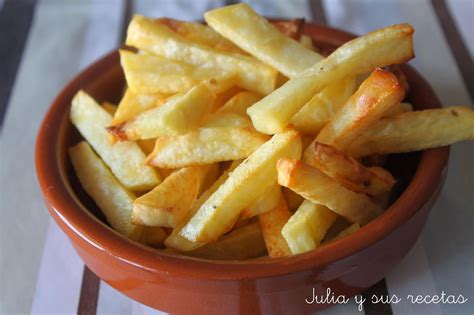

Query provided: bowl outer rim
[35,23,450,280]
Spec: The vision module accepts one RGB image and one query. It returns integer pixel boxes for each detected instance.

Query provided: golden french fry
[315,68,405,150]
[185,222,266,260]
[216,91,262,117]
[107,83,215,140]
[69,142,143,240]
[120,50,235,95]
[203,113,253,128]
[241,184,281,219]
[282,200,337,254]
[102,102,117,115]
[389,64,410,93]
[205,4,323,78]
[136,139,156,155]
[198,164,221,195]
[347,106,474,157]
[258,197,292,258]
[158,168,176,179]
[154,18,245,53]
[213,86,243,110]
[70,91,160,191]
[299,34,314,50]
[383,102,413,118]
[140,227,168,248]
[247,23,414,134]
[132,165,217,228]
[291,77,357,135]
[110,89,165,127]
[180,129,302,243]
[305,142,395,196]
[270,18,305,40]
[165,160,243,251]
[281,187,304,212]
[126,15,278,95]
[301,135,314,151]
[277,158,382,225]
[146,127,268,168]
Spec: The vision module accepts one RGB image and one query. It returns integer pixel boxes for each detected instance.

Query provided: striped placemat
[0,1,472,314]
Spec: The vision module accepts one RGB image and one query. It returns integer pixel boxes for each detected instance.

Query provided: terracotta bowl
[35,23,449,314]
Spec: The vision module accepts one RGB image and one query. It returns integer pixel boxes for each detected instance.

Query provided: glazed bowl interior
[36,23,449,280]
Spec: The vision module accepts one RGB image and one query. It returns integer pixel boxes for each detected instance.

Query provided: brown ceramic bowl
[35,23,449,314]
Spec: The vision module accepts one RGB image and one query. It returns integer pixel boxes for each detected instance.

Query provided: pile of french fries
[69,4,474,260]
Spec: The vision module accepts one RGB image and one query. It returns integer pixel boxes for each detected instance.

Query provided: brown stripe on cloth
[0,0,36,129]
[309,0,327,25]
[77,266,101,315]
[431,0,474,101]
[120,0,133,42]
[362,279,393,315]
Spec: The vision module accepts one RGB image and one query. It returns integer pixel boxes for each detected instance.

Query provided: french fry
[203,113,253,128]
[277,158,382,225]
[120,50,235,95]
[67,4,474,261]
[140,227,168,248]
[155,18,245,53]
[198,163,221,195]
[389,64,410,93]
[324,223,361,243]
[146,127,268,168]
[180,129,302,243]
[213,86,243,110]
[165,160,243,251]
[270,18,305,40]
[383,102,413,118]
[247,23,414,134]
[207,76,239,94]
[132,165,217,228]
[305,142,395,196]
[315,68,405,150]
[154,17,304,59]
[205,4,323,78]
[102,102,117,115]
[216,91,262,117]
[158,168,176,179]
[110,88,165,127]
[301,135,314,151]
[291,77,357,135]
[281,187,304,211]
[185,222,266,260]
[126,15,278,95]
[258,197,292,257]
[299,34,314,50]
[69,142,143,240]
[136,139,156,155]
[281,200,337,254]
[70,91,161,191]
[107,83,215,140]
[241,184,281,219]
[346,106,474,157]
